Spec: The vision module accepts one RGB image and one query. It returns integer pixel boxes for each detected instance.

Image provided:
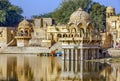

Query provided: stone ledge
[0,47,50,54]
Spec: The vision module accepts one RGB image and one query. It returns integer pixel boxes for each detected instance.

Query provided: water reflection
[0,54,119,81]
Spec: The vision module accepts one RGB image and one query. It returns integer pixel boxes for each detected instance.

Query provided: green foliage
[88,2,106,30]
[32,0,106,30]
[0,0,23,26]
[52,0,92,24]
[32,13,52,18]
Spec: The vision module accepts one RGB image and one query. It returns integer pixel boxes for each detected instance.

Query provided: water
[0,54,120,81]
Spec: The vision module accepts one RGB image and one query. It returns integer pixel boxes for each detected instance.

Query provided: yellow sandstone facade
[0,27,16,47]
[0,6,119,56]
[101,6,120,48]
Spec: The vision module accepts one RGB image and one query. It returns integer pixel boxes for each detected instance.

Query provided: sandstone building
[0,6,119,59]
[101,6,120,48]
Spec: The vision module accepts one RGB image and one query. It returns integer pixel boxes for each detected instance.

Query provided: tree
[88,2,106,31]
[32,13,52,18]
[32,0,106,30]
[0,0,23,26]
[52,0,92,24]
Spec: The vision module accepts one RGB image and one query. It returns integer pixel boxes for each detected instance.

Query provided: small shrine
[15,19,33,47]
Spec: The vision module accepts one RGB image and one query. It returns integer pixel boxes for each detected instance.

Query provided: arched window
[86,28,89,38]
[57,34,62,38]
[25,30,28,36]
[20,30,24,36]
[63,34,67,38]
[72,28,76,33]
[80,28,84,37]
[75,34,79,37]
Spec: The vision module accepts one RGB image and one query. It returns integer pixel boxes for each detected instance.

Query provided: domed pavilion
[46,8,101,60]
[47,8,101,60]
[15,19,33,47]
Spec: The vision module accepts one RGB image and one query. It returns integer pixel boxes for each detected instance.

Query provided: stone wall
[0,27,16,47]
[0,47,50,54]
[108,48,120,57]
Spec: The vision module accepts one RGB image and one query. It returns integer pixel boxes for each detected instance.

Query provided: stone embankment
[0,47,50,54]
[108,48,120,57]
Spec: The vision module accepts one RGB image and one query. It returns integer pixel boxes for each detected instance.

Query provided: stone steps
[50,42,62,52]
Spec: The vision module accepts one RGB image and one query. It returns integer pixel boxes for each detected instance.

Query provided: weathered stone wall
[0,47,50,54]
[0,27,16,47]
[108,48,120,57]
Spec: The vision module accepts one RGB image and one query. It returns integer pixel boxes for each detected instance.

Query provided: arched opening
[79,28,84,37]
[75,34,79,37]
[69,34,74,37]
[57,34,62,41]
[63,34,67,38]
[77,23,85,37]
[108,34,113,47]
[50,33,54,40]
[86,23,93,39]
[68,22,74,27]
[86,28,89,38]
[25,30,28,36]
[72,28,76,33]
[105,34,113,48]
[57,34,62,38]
[20,30,24,36]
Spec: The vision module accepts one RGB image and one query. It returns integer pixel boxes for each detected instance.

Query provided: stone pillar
[92,49,95,59]
[81,48,83,61]
[78,49,80,60]
[71,49,74,60]
[80,41,83,61]
[75,49,78,60]
[62,59,64,72]
[84,49,86,60]
[75,49,78,72]
[66,49,69,60]
[80,59,83,80]
[67,49,70,72]
[67,59,69,72]
[63,49,65,60]
[97,49,99,59]
[86,49,88,60]
[71,49,73,72]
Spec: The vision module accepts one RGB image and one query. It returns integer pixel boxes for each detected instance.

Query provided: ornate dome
[106,6,115,12]
[68,8,90,25]
[18,19,32,29]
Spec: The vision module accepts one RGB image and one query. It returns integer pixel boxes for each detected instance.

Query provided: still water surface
[0,54,120,81]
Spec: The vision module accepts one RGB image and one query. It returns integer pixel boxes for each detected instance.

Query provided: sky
[9,0,120,19]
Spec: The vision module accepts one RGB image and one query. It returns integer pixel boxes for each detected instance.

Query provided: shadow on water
[0,54,120,81]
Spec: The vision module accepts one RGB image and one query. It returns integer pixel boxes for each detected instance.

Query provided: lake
[0,54,119,81]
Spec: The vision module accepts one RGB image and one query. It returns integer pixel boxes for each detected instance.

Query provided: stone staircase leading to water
[7,38,15,46]
[50,42,62,52]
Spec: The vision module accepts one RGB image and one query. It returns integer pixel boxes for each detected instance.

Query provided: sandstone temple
[0,6,120,59]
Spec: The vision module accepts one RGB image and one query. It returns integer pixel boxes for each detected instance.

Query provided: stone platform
[0,47,50,54]
[108,48,120,57]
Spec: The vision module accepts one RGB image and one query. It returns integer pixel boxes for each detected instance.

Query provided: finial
[78,8,83,11]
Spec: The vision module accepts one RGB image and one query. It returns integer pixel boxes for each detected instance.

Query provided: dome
[18,19,32,28]
[107,6,114,10]
[106,6,115,12]
[68,8,90,25]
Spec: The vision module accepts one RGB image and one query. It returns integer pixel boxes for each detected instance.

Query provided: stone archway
[71,28,76,33]
[86,23,93,40]
[77,23,85,37]
[57,34,62,41]
[63,33,68,38]
[105,34,113,48]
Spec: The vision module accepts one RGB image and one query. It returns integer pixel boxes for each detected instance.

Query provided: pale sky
[10,0,120,18]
